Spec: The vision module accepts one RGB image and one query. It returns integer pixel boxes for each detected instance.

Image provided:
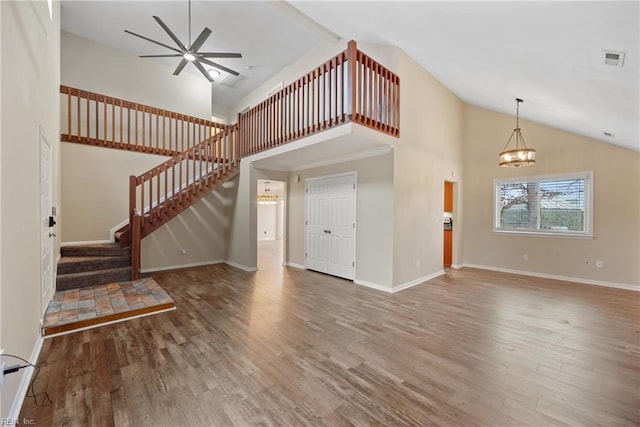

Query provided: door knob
[49,232,56,237]
[324,230,332,234]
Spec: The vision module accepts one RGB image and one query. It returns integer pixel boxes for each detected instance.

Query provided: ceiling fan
[124,0,242,82]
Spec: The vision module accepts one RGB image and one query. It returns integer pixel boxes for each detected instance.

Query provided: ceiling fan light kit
[125,0,242,82]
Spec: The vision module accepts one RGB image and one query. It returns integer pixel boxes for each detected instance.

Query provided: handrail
[129,123,239,234]
[237,40,399,157]
[60,85,226,156]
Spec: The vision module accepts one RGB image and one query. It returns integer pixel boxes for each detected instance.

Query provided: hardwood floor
[20,244,639,426]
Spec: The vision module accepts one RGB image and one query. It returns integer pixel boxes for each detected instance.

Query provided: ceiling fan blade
[198,52,243,59]
[189,27,212,52]
[193,60,215,82]
[139,54,183,58]
[199,58,240,76]
[124,30,182,54]
[153,16,188,51]
[173,58,189,76]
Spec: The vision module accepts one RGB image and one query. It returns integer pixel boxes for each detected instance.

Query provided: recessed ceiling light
[603,50,625,67]
[183,52,196,62]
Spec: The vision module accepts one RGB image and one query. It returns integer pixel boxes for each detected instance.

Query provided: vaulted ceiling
[61,1,639,152]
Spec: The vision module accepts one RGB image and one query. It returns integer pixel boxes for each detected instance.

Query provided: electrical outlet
[0,348,4,354]
[523,254,529,261]
[596,260,604,268]
[416,259,420,267]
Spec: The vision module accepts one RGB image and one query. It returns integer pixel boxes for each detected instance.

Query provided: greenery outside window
[493,172,593,238]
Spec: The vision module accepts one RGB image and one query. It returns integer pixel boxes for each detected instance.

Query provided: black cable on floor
[1,353,52,407]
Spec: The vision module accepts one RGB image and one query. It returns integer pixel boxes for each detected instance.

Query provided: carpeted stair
[57,243,131,291]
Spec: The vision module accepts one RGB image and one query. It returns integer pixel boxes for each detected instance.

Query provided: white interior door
[305,173,356,280]
[40,131,54,313]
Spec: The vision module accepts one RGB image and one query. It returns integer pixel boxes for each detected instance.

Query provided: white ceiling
[61,1,639,152]
[60,1,324,107]
[290,1,639,151]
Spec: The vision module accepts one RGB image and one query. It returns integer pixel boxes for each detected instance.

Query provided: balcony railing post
[129,175,137,229]
[347,40,358,121]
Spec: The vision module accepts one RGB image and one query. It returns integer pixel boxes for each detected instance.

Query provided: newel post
[347,40,358,121]
[131,214,141,281]
[129,175,137,228]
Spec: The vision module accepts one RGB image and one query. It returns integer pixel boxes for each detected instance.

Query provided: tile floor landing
[42,277,175,336]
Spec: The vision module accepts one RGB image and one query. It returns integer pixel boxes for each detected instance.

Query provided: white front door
[40,131,54,313]
[305,173,356,280]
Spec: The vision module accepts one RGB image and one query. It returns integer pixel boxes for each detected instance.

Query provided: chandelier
[499,98,536,167]
[257,181,278,205]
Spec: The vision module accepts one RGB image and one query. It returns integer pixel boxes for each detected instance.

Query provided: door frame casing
[40,126,55,314]
[304,171,357,280]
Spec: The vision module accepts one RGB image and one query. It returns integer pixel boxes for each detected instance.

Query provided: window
[493,172,593,238]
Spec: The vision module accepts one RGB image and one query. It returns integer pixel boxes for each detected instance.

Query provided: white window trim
[493,171,594,238]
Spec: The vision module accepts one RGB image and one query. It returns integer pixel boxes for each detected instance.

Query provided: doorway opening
[257,179,285,269]
[443,181,454,269]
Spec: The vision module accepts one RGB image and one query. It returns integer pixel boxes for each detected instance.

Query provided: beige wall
[462,104,640,287]
[61,31,214,119]
[0,0,60,417]
[286,153,395,288]
[141,183,232,271]
[226,165,289,270]
[60,143,166,242]
[392,51,465,288]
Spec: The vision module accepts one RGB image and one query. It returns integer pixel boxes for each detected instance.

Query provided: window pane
[499,182,539,229]
[539,178,585,231]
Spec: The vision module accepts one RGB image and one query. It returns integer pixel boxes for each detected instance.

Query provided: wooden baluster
[164,164,168,215]
[348,40,357,122]
[140,176,145,223]
[148,174,153,223]
[129,175,137,233]
[94,94,98,143]
[111,97,115,146]
[135,104,139,149]
[119,100,123,148]
[155,110,159,152]
[157,171,161,219]
[67,88,72,139]
[85,95,89,142]
[103,96,107,146]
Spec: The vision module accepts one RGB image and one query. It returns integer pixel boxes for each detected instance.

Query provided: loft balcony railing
[238,40,399,157]
[60,85,226,156]
[60,41,399,280]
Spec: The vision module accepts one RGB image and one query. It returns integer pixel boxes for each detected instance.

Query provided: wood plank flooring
[20,241,640,426]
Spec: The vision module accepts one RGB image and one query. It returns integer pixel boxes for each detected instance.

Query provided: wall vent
[603,50,625,67]
[602,130,615,138]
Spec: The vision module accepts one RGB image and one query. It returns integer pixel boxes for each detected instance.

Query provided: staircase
[59,40,400,283]
[56,243,131,290]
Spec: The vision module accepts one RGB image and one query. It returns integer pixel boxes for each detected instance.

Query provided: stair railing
[129,124,240,278]
[60,85,226,156]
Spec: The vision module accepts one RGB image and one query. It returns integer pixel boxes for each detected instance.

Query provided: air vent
[602,130,615,138]
[603,50,625,67]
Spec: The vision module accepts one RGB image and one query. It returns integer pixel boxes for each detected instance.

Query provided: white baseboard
[109,218,129,241]
[224,260,258,272]
[7,334,44,422]
[283,262,306,270]
[141,260,224,274]
[61,239,112,247]
[354,279,393,293]
[356,270,446,294]
[462,263,640,292]
[392,270,445,293]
